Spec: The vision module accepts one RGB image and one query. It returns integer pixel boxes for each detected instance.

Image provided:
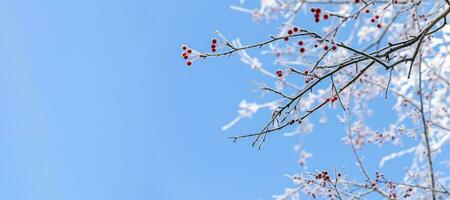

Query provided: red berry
[377,23,382,29]
[355,0,360,3]
[186,61,192,66]
[326,98,330,102]
[316,8,321,13]
[323,14,329,19]
[300,47,305,53]
[371,18,376,23]
[212,38,217,44]
[276,70,283,77]
[331,45,337,51]
[293,27,299,32]
[288,30,293,35]
[375,15,380,19]
[311,8,316,13]
[182,45,187,50]
[298,41,304,46]
[284,37,289,41]
[324,45,329,51]
[212,48,216,52]
[211,44,216,49]
[187,49,192,54]
[304,70,309,75]
[315,18,320,23]
[365,9,370,13]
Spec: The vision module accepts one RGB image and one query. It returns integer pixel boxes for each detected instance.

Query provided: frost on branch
[183,0,450,199]
[222,99,280,131]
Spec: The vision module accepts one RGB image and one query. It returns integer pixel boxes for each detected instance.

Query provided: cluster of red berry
[313,43,338,51]
[284,26,300,41]
[307,191,316,199]
[275,69,283,77]
[298,41,338,55]
[367,131,386,144]
[370,15,383,29]
[315,170,331,187]
[326,96,338,103]
[325,44,338,51]
[305,77,313,84]
[412,13,430,22]
[325,189,335,199]
[298,40,306,53]
[304,70,314,83]
[386,181,396,190]
[386,181,398,199]
[403,187,413,198]
[287,27,299,35]
[388,192,398,199]
[211,38,218,52]
[303,181,318,199]
[375,171,385,182]
[310,8,329,23]
[181,45,193,66]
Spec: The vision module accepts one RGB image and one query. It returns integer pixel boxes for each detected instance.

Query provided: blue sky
[0,1,447,200]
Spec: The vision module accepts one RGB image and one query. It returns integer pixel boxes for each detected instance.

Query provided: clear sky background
[0,1,447,200]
